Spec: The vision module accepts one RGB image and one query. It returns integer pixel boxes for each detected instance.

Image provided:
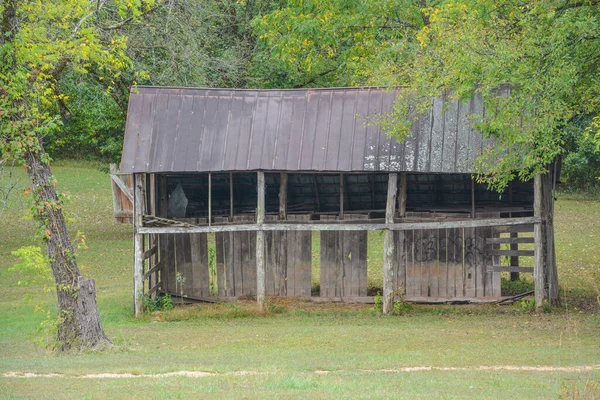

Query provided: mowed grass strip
[0,161,599,399]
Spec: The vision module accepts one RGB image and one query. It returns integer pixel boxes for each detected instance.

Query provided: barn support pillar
[256,171,266,310]
[383,173,398,314]
[133,173,145,316]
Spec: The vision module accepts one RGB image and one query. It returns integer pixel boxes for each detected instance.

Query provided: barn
[118,86,558,314]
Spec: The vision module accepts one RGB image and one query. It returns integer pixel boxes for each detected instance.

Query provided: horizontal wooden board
[485,237,534,244]
[487,250,534,257]
[489,266,534,273]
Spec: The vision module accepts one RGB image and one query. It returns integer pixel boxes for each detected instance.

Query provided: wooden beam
[147,280,162,297]
[534,173,545,308]
[486,237,534,244]
[138,216,541,234]
[111,170,134,203]
[399,173,407,217]
[143,260,165,280]
[133,173,145,316]
[256,171,265,310]
[486,250,534,257]
[383,173,398,314]
[142,245,157,260]
[279,173,288,220]
[489,266,534,273]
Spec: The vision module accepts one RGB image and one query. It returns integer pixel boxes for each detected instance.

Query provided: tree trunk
[25,147,111,351]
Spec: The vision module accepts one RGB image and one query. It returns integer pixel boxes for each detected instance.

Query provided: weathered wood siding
[319,214,369,297]
[392,213,503,300]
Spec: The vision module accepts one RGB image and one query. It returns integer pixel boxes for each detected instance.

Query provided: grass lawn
[0,161,599,399]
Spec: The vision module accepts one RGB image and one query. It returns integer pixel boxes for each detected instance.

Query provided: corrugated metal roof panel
[120,86,489,173]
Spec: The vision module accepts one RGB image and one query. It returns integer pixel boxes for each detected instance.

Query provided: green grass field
[1,161,599,399]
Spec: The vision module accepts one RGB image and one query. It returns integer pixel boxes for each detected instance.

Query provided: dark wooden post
[383,173,398,314]
[279,173,288,296]
[279,173,288,220]
[133,173,145,316]
[533,173,545,308]
[545,171,559,305]
[399,173,407,217]
[256,171,266,310]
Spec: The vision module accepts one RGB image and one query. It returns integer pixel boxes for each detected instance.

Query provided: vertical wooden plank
[437,228,447,297]
[133,173,144,316]
[279,173,288,296]
[320,216,339,298]
[534,173,545,308]
[216,230,225,296]
[419,229,428,297]
[226,231,235,297]
[445,229,456,297]
[383,173,397,313]
[429,231,439,297]
[233,229,243,296]
[407,230,416,297]
[256,171,266,309]
[290,214,312,297]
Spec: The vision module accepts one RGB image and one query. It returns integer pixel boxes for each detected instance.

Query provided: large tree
[0,0,158,351]
[256,0,600,188]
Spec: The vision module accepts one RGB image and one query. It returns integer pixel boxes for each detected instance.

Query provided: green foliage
[392,300,412,316]
[381,0,600,190]
[373,290,382,312]
[9,246,52,291]
[517,298,536,314]
[142,293,173,312]
[501,277,534,297]
[254,0,422,88]
[562,116,600,190]
[208,243,217,296]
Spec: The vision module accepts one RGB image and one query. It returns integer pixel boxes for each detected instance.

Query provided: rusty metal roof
[120,86,489,173]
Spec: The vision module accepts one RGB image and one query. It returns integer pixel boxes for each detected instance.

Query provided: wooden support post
[399,173,407,217]
[383,173,398,314]
[256,171,266,310]
[229,172,234,221]
[208,172,212,226]
[545,171,559,305]
[133,173,145,316]
[533,173,545,308]
[340,173,345,220]
[110,164,120,219]
[279,173,288,220]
